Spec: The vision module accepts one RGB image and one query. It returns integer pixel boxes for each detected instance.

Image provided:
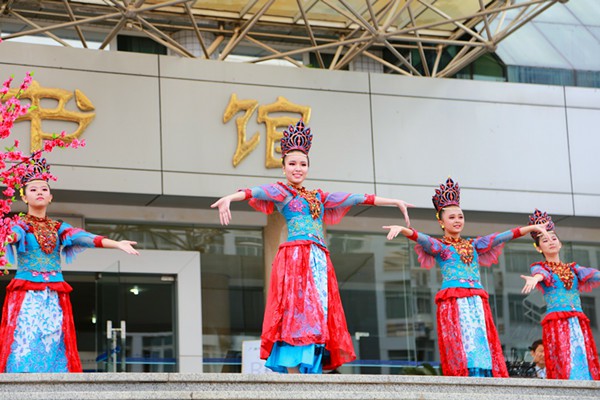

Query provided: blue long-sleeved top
[531,261,600,313]
[408,228,522,290]
[243,182,375,248]
[8,216,103,283]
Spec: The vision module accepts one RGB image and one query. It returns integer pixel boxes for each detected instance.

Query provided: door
[94,266,178,372]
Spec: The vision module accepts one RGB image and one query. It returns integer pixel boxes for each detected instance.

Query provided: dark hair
[530,339,543,352]
[282,152,310,167]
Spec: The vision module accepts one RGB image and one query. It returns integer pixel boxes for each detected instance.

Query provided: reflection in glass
[83,221,600,375]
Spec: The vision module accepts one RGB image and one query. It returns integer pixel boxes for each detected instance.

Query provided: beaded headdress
[21,154,51,185]
[281,119,312,156]
[528,209,555,239]
[432,177,460,216]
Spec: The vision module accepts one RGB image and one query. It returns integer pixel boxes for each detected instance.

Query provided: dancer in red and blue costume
[0,157,139,373]
[521,210,600,380]
[384,177,549,377]
[212,120,413,374]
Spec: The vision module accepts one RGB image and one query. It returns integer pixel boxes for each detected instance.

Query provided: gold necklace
[546,261,574,290]
[287,183,321,220]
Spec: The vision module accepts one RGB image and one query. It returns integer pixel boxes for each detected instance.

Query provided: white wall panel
[0,41,159,76]
[1,42,599,217]
[160,78,374,183]
[159,55,370,93]
[567,108,600,197]
[369,73,565,106]
[371,95,572,194]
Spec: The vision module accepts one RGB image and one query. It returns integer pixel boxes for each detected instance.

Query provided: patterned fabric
[19,215,61,254]
[409,229,517,377]
[0,215,102,373]
[245,183,374,373]
[260,241,355,372]
[10,219,100,283]
[530,262,600,313]
[411,229,517,289]
[457,296,492,372]
[440,237,474,265]
[533,261,600,380]
[435,288,508,377]
[546,261,574,290]
[5,288,68,372]
[0,280,82,373]
[542,312,600,380]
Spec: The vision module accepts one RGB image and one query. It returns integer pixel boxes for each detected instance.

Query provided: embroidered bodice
[9,216,102,283]
[245,182,375,247]
[409,228,521,290]
[531,261,600,313]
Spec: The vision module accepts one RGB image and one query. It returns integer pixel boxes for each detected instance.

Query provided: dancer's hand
[117,240,139,255]
[383,225,406,241]
[396,200,415,227]
[211,196,233,225]
[531,222,551,241]
[521,274,542,294]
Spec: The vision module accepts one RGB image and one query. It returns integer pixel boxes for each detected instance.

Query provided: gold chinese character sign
[6,81,95,152]
[223,94,310,168]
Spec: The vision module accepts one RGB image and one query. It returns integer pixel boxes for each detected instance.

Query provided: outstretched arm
[210,191,247,225]
[101,238,140,255]
[517,223,551,241]
[521,274,544,294]
[374,197,415,227]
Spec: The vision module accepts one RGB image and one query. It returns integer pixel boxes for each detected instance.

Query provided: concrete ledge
[0,373,597,400]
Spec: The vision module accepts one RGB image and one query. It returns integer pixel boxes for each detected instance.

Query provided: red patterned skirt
[260,240,356,370]
[435,287,508,377]
[0,279,82,372]
[542,311,600,380]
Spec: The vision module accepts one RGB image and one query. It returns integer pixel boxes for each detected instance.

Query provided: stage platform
[0,373,597,400]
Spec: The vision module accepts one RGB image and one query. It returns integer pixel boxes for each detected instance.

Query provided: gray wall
[1,41,599,217]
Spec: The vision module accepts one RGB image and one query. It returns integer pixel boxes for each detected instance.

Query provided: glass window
[535,22,600,71]
[581,297,597,329]
[503,243,542,273]
[494,23,572,69]
[506,65,575,86]
[83,222,600,375]
[565,0,600,26]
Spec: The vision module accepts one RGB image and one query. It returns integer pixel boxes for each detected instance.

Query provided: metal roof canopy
[0,0,563,77]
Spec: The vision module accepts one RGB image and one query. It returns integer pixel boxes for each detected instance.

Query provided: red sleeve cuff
[408,228,419,241]
[94,236,105,248]
[364,194,375,205]
[511,227,523,239]
[238,188,252,200]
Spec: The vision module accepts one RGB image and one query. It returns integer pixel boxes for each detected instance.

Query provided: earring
[24,200,28,204]
[537,249,543,254]
[441,225,445,229]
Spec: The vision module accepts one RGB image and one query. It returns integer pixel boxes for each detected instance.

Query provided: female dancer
[211,120,413,374]
[521,209,600,380]
[0,158,139,373]
[383,177,549,377]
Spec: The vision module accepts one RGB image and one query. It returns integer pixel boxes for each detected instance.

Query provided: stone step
[0,373,597,400]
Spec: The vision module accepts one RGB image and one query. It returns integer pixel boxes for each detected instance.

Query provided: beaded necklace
[440,236,474,265]
[21,214,60,254]
[545,261,574,290]
[287,183,321,220]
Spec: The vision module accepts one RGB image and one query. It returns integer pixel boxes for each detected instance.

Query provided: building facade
[0,40,599,373]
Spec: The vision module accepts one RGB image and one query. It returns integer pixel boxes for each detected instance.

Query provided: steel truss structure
[0,0,563,77]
